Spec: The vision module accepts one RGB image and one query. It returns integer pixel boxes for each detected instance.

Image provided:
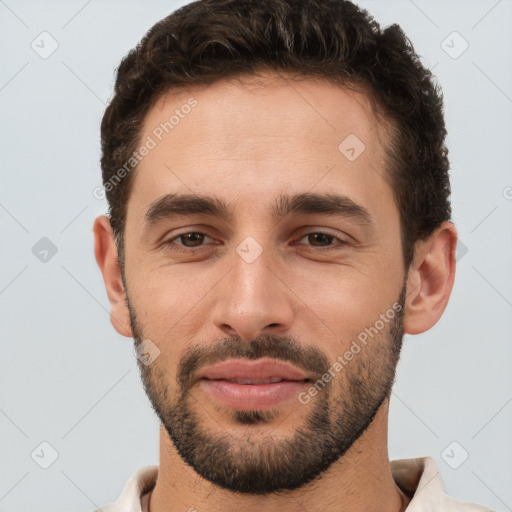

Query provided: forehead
[127,72,394,226]
[143,72,383,154]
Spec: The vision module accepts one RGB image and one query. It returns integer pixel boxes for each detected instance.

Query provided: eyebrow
[143,192,374,230]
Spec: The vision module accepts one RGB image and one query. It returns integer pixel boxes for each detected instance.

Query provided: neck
[149,399,410,512]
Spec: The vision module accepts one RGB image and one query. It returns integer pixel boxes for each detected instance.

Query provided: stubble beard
[127,286,406,494]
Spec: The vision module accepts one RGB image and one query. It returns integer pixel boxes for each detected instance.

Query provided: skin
[94,71,457,512]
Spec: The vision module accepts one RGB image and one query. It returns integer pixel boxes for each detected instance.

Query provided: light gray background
[1,1,511,511]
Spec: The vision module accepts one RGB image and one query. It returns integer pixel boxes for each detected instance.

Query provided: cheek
[290,260,401,354]
[129,266,219,345]
[128,240,402,358]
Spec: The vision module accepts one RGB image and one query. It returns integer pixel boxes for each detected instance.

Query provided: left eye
[294,232,348,249]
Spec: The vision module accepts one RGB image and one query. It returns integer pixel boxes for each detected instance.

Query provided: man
[93,0,491,510]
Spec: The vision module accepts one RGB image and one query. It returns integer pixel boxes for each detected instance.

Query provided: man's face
[121,73,406,493]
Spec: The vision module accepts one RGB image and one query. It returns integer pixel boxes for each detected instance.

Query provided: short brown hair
[100,0,451,269]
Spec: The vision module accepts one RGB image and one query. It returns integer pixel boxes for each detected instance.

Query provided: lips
[220,377,286,384]
[197,358,310,383]
[195,358,311,409]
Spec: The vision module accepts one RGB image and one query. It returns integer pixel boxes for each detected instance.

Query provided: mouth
[195,358,311,409]
[197,357,310,381]
[208,377,298,384]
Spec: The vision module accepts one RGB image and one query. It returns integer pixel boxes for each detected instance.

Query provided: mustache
[177,333,330,393]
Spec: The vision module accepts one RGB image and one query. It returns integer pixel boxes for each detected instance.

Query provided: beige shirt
[96,457,491,512]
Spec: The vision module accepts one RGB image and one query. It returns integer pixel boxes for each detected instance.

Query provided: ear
[403,221,457,335]
[93,215,133,338]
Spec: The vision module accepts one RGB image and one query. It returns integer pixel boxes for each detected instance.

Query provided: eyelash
[163,230,350,254]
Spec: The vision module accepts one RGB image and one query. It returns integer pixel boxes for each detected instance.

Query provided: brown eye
[295,232,349,249]
[303,233,335,247]
[164,231,215,252]
[176,232,207,247]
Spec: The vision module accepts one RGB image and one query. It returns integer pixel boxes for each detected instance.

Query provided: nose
[210,244,295,343]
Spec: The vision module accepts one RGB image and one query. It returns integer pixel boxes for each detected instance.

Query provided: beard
[127,285,406,495]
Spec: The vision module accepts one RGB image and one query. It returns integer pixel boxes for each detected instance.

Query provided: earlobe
[93,215,133,338]
[403,222,457,335]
